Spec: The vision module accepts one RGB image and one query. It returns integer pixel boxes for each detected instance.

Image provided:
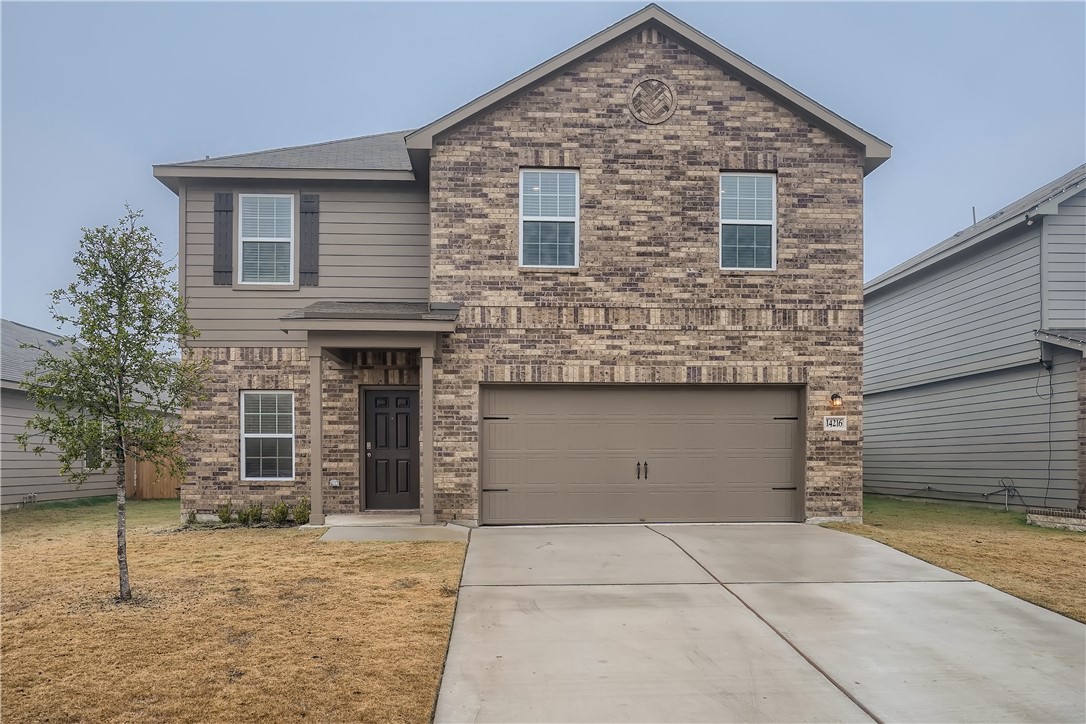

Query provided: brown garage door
[479,385,803,525]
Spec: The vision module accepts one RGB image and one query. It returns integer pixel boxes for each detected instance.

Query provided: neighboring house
[864,165,1086,511]
[152,4,891,526]
[0,319,114,507]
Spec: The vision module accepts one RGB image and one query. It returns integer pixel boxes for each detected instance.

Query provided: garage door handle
[643,461,649,479]
[482,488,509,493]
[636,462,641,479]
[772,486,798,491]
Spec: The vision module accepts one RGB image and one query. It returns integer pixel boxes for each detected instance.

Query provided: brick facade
[182,348,417,516]
[427,31,865,522]
[179,29,869,524]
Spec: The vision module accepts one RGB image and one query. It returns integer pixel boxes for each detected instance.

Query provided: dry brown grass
[1,499,466,723]
[827,496,1086,623]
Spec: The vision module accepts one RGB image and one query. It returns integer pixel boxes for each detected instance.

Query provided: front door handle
[636,461,641,479]
[643,461,649,479]
[366,452,372,458]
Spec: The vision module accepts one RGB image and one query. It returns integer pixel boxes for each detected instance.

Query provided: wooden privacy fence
[124,456,182,500]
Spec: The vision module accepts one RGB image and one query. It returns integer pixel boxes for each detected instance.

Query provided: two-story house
[153,4,890,526]
[864,165,1086,515]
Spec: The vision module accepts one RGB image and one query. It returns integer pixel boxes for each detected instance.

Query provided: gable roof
[153,130,416,192]
[405,4,891,175]
[1,319,69,389]
[865,163,1086,296]
[154,5,891,193]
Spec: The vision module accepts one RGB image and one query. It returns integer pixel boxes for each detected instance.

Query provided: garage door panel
[480,386,802,524]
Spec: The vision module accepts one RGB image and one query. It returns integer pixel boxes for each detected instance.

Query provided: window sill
[719,268,778,275]
[232,282,300,291]
[519,266,580,275]
[241,479,296,487]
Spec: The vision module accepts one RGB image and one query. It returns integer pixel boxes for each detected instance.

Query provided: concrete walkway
[435,524,1085,723]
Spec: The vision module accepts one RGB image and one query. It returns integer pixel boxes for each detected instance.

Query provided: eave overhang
[1035,329,1086,353]
[152,166,416,194]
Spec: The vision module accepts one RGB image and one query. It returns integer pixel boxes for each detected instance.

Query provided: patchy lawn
[828,495,1086,623]
[1,498,466,723]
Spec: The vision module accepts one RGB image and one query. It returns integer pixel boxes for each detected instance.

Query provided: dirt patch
[827,496,1086,622]
[1,499,466,723]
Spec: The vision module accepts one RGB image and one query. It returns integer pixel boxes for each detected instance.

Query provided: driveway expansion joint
[646,524,884,724]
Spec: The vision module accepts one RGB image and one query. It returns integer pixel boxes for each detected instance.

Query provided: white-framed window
[720,173,776,270]
[520,169,579,268]
[240,391,294,480]
[239,194,294,284]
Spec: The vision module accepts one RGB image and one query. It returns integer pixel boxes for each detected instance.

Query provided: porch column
[421,343,436,525]
[308,350,325,525]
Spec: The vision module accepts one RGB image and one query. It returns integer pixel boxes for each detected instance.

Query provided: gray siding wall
[1,388,114,506]
[184,180,430,347]
[1044,189,1086,329]
[865,228,1041,395]
[864,348,1081,509]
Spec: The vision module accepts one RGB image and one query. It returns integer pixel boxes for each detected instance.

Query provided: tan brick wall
[182,347,417,517]
[428,31,866,522]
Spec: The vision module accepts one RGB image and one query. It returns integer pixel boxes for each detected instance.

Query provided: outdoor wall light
[830,393,844,408]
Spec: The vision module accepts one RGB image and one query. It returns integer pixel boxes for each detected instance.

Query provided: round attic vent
[629,77,676,125]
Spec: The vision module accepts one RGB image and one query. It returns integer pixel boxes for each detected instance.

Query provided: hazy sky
[3,1,1084,332]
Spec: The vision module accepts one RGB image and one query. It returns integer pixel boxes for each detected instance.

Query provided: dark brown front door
[363,389,420,510]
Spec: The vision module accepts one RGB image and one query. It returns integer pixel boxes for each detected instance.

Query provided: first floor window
[239,194,294,284]
[241,391,294,480]
[520,169,579,267]
[720,173,776,269]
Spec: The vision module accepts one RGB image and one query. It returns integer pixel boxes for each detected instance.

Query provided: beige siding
[184,181,430,347]
[1,388,114,506]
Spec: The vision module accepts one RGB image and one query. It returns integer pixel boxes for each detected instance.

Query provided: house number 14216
[823,416,847,431]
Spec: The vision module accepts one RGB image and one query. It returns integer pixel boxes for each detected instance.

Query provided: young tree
[17,207,206,601]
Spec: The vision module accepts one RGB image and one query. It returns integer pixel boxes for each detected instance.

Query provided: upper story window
[520,170,579,268]
[720,173,776,270]
[239,194,294,284]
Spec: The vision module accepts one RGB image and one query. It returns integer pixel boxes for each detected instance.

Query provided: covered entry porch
[281,301,459,525]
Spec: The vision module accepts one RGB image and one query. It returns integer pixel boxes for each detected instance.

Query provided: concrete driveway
[434,524,1085,723]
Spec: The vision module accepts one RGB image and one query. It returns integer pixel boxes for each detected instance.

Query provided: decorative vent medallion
[630,78,676,125]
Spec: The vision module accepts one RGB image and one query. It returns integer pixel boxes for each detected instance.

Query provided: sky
[2,1,1084,333]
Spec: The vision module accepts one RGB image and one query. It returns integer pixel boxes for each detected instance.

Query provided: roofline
[865,172,1086,296]
[1034,330,1086,353]
[152,166,417,194]
[406,4,891,175]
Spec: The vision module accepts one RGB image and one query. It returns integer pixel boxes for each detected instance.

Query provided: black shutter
[299,194,320,286]
[213,193,233,285]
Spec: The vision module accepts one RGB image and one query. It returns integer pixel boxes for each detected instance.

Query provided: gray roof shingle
[167,129,414,171]
[1,319,72,385]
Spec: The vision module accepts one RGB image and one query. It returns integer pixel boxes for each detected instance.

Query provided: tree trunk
[116,450,132,601]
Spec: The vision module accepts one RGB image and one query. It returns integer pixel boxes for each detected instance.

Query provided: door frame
[359,385,421,512]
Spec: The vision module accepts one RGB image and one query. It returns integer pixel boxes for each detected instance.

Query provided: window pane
[721,174,774,222]
[245,438,293,479]
[241,241,291,283]
[241,196,292,240]
[521,170,576,220]
[722,224,773,269]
